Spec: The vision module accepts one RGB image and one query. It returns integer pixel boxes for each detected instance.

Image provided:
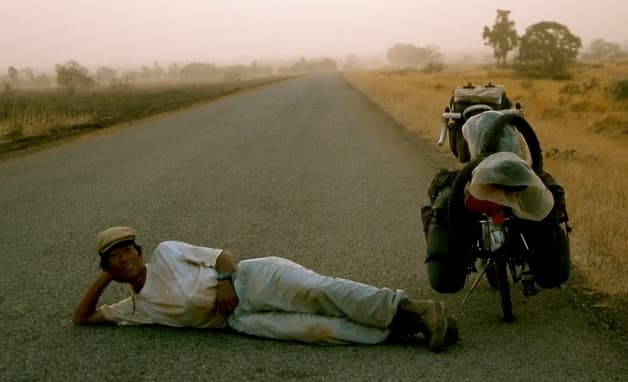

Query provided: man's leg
[227,308,390,344]
[232,257,453,351]
[233,256,404,328]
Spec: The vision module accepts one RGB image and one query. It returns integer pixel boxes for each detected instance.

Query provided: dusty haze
[2,0,628,70]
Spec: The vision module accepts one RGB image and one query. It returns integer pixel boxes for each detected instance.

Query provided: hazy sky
[2,0,627,70]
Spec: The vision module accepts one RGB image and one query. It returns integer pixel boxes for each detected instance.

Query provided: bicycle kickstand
[461,258,492,305]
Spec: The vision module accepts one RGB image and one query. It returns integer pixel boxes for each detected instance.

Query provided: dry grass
[344,62,628,296]
[0,78,286,149]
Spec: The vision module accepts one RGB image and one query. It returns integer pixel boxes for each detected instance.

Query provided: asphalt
[0,73,626,381]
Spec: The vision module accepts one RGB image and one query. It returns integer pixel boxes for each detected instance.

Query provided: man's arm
[72,272,114,325]
[214,250,238,314]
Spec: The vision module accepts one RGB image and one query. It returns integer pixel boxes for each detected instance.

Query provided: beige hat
[96,226,136,255]
[468,152,554,221]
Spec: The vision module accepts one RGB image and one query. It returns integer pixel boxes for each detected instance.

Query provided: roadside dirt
[0,124,108,161]
[567,271,628,342]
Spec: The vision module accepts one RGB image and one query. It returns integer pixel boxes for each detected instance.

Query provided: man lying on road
[73,226,459,352]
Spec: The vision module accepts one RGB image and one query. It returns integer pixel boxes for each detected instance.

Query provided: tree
[55,60,94,92]
[35,73,52,88]
[95,66,118,85]
[179,62,220,81]
[248,60,273,77]
[7,66,19,87]
[223,64,248,82]
[121,69,138,83]
[317,58,338,71]
[167,63,179,80]
[582,38,626,60]
[483,9,519,67]
[343,54,361,70]
[151,61,164,80]
[139,65,154,81]
[386,43,441,68]
[137,62,163,81]
[515,21,582,79]
[277,57,337,74]
[20,67,36,87]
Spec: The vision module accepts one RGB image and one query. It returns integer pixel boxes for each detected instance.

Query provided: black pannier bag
[421,169,467,293]
[512,172,571,288]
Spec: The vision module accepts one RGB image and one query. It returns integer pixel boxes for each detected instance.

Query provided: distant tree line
[2,66,53,91]
[384,11,626,80]
[482,9,627,79]
[1,56,343,93]
[581,39,627,60]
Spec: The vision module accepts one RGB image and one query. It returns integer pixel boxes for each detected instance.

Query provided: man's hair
[99,240,143,270]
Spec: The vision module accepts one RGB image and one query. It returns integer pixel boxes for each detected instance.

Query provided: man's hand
[214,250,238,315]
[72,271,114,325]
[215,280,238,314]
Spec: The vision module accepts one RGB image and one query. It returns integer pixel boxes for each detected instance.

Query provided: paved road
[1,74,626,381]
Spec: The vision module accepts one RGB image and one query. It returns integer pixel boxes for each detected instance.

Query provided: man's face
[105,244,144,282]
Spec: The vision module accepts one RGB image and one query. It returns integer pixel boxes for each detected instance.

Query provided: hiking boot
[397,299,449,352]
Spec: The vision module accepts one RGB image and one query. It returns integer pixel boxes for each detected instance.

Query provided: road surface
[1,74,626,381]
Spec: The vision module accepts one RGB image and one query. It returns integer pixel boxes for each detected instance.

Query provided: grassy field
[0,77,287,153]
[343,61,628,297]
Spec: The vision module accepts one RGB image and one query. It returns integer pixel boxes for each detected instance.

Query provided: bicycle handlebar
[437,107,524,146]
[437,112,462,146]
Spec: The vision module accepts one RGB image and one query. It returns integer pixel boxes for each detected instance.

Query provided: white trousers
[227,256,407,344]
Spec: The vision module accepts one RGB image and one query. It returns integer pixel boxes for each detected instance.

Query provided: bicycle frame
[461,211,538,321]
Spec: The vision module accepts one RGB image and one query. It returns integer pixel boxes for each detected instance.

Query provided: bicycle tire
[456,134,470,163]
[496,256,514,322]
[448,124,461,158]
[479,113,544,174]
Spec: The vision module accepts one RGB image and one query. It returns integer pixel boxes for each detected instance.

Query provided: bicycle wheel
[482,259,499,289]
[480,113,544,174]
[495,256,514,322]
[456,134,470,163]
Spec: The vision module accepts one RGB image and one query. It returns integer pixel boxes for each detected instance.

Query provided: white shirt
[100,241,227,328]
